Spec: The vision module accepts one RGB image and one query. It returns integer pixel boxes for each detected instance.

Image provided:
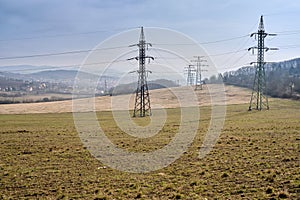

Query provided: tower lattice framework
[128,27,154,117]
[185,64,195,86]
[248,16,277,111]
[192,56,208,90]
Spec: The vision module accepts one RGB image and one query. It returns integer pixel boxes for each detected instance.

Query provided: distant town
[0,56,299,104]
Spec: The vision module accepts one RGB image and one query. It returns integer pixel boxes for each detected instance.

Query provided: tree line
[214,58,300,100]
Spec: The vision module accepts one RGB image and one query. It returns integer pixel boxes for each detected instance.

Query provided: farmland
[0,88,299,199]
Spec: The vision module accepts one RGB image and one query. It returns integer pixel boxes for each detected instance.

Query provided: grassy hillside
[0,99,299,199]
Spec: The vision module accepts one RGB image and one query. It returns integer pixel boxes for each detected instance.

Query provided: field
[0,87,299,199]
[0,93,73,104]
[0,85,249,114]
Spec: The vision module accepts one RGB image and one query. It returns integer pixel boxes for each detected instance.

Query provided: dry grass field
[0,93,73,104]
[0,85,250,114]
[0,85,299,199]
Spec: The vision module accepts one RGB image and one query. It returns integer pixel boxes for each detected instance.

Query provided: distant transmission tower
[192,56,208,90]
[104,79,108,95]
[128,27,154,117]
[185,65,195,86]
[248,15,278,111]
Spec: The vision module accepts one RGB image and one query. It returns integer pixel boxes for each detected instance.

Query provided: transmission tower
[191,56,208,90]
[104,79,108,95]
[248,15,278,111]
[128,27,154,117]
[185,65,196,86]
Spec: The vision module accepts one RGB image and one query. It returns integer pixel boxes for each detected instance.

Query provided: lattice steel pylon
[248,15,277,111]
[185,64,195,86]
[128,27,154,117]
[191,56,208,90]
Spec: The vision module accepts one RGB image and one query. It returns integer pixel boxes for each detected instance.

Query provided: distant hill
[0,65,63,74]
[0,69,117,84]
[0,68,120,101]
[223,57,300,99]
[30,70,80,80]
[111,79,179,95]
[29,70,105,82]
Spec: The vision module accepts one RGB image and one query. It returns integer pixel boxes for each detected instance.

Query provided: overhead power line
[0,59,129,73]
[208,49,248,57]
[277,44,300,49]
[153,34,249,46]
[1,28,297,64]
[199,35,250,44]
[0,46,129,60]
[0,27,139,42]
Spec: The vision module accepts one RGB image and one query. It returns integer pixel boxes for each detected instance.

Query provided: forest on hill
[222,58,300,99]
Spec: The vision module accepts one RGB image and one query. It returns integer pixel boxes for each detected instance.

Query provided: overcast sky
[0,0,299,73]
